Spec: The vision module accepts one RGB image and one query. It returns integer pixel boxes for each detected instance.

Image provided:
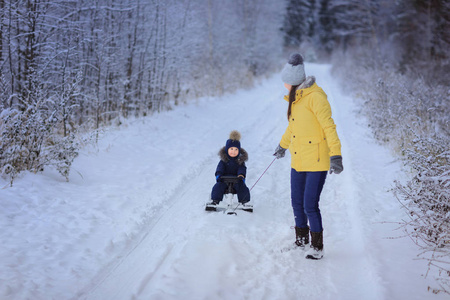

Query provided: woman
[273,53,343,260]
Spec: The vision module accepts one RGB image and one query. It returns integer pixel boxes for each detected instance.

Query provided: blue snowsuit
[211,147,250,203]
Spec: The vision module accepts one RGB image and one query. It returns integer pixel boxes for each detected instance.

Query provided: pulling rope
[228,157,277,214]
[249,157,277,192]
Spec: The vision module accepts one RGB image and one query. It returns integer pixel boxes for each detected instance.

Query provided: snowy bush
[394,133,450,294]
[331,49,450,295]
[0,105,80,185]
[1,106,50,182]
[0,74,82,185]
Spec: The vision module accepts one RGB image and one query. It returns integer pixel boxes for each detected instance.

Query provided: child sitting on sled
[209,130,250,205]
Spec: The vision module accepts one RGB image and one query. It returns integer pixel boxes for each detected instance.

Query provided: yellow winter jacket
[279,79,341,172]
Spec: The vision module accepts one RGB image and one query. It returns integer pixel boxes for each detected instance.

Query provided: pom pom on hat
[225,130,241,153]
[229,130,241,141]
[288,53,303,66]
[281,53,306,86]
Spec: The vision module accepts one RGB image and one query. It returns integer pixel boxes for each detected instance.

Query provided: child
[209,130,250,205]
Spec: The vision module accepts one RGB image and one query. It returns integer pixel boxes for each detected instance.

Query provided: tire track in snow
[314,64,386,299]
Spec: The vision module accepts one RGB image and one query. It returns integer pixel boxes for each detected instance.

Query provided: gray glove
[273,144,287,159]
[329,155,343,174]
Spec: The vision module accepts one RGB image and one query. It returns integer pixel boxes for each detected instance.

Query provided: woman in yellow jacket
[274,53,343,260]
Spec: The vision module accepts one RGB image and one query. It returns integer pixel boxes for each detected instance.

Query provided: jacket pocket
[299,136,321,145]
[298,136,321,163]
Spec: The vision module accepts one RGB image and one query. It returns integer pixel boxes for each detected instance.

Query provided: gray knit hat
[281,53,306,86]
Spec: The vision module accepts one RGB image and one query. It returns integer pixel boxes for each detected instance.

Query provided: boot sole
[305,254,323,260]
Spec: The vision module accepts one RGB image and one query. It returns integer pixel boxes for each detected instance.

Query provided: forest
[0,0,449,295]
[0,0,283,182]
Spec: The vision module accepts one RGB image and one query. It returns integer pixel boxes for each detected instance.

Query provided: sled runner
[205,176,253,214]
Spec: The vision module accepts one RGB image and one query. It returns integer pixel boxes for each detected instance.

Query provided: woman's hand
[329,156,343,174]
[273,144,287,159]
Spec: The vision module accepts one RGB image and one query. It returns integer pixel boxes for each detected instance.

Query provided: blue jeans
[290,169,327,232]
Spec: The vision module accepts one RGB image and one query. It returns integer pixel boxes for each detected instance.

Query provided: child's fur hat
[220,130,248,164]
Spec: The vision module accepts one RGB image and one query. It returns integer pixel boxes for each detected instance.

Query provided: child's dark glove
[329,156,343,174]
[273,144,287,159]
[238,174,245,183]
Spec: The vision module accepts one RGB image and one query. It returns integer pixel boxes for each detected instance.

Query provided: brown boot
[294,226,309,248]
[305,231,323,260]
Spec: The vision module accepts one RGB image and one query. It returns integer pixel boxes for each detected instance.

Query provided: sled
[205,175,253,214]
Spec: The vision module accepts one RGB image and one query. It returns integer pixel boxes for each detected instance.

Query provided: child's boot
[205,200,220,211]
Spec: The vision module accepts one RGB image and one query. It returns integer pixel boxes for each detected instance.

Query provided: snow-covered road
[1,64,445,300]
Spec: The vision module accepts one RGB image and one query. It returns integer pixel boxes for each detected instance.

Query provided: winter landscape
[1,63,448,300]
[1,1,449,299]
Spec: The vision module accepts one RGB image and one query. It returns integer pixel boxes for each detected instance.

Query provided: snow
[0,64,447,300]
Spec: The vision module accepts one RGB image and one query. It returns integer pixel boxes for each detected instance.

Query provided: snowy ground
[1,64,447,300]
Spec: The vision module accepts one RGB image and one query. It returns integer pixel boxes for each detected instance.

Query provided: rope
[249,157,277,192]
[229,157,277,214]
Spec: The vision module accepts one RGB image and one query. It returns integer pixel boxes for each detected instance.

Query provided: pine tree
[283,0,311,47]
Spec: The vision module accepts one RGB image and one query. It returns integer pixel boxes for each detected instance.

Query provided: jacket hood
[219,147,248,165]
[283,76,323,102]
[298,76,316,89]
